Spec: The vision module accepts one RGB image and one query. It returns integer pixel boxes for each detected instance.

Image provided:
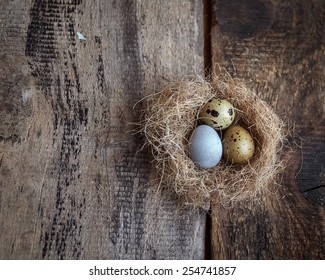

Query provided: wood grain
[0,0,205,259]
[211,0,325,259]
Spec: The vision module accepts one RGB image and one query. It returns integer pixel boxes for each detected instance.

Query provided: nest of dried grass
[138,72,285,208]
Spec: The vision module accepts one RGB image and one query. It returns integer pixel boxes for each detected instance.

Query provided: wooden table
[0,0,324,259]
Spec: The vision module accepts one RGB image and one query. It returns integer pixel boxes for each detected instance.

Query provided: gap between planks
[203,0,213,260]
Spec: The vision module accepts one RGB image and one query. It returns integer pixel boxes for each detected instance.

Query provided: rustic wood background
[0,0,324,259]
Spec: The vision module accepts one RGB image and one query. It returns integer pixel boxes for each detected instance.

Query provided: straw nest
[138,72,285,208]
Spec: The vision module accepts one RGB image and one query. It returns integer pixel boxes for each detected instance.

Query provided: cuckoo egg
[189,125,223,169]
[199,98,235,130]
[222,125,255,165]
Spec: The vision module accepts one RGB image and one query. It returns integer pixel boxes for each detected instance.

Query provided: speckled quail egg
[189,125,223,169]
[222,125,255,165]
[199,98,235,130]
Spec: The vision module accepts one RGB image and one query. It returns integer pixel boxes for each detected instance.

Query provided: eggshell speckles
[189,125,223,169]
[222,125,255,164]
[199,98,235,130]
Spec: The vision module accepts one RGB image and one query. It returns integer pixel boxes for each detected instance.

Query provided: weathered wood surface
[211,0,325,259]
[1,0,324,260]
[0,0,206,259]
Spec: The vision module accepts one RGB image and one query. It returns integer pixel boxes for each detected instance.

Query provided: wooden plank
[0,0,206,259]
[210,0,325,259]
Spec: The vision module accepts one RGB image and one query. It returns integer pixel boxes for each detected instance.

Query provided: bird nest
[137,72,285,208]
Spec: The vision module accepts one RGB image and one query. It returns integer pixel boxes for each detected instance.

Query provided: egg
[199,98,235,130]
[222,125,255,164]
[189,125,223,169]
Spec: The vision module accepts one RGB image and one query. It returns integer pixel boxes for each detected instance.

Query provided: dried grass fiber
[138,72,285,207]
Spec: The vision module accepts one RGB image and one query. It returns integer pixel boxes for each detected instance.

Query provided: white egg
[189,125,223,169]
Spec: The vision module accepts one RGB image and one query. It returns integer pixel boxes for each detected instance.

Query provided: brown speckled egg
[222,125,255,164]
[199,98,235,130]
